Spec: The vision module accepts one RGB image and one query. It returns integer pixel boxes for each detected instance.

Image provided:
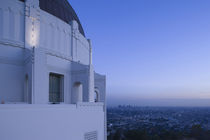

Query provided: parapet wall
[0,104,105,140]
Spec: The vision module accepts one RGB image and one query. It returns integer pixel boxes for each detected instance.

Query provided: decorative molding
[0,39,24,48]
[44,48,73,61]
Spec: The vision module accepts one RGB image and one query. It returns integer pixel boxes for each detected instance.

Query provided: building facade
[0,0,106,140]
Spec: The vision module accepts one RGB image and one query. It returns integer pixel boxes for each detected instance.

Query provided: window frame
[49,73,64,104]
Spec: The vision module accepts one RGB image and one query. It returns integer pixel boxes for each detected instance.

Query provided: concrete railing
[0,102,104,110]
[76,102,104,107]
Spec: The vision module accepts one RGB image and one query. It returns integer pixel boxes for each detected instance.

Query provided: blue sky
[69,0,210,106]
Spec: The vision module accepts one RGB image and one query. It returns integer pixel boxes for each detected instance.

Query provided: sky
[69,0,210,106]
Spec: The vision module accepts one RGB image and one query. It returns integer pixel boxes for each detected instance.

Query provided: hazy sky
[69,0,210,106]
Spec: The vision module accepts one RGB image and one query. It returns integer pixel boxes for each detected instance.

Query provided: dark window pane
[49,73,64,103]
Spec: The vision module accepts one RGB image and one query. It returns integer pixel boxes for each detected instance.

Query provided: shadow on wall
[72,82,83,104]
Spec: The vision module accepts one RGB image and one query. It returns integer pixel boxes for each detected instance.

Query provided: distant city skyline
[70,0,210,106]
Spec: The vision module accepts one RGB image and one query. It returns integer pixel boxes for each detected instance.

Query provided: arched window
[72,82,83,104]
[94,88,100,102]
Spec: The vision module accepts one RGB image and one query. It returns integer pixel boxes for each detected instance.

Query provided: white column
[25,0,48,104]
[88,39,93,65]
[25,0,40,49]
[71,20,79,62]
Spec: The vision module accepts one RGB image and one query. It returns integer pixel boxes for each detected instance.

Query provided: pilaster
[71,20,79,62]
[25,0,40,49]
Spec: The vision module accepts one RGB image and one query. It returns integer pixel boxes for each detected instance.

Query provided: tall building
[0,0,106,140]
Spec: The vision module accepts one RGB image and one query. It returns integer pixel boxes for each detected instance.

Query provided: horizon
[107,98,210,107]
[69,0,210,106]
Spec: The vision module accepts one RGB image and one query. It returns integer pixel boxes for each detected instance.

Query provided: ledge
[0,102,104,111]
[76,102,104,107]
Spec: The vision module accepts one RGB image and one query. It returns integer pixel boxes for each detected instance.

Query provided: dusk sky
[69,0,210,106]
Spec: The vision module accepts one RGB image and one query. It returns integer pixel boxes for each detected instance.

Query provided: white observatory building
[0,0,106,140]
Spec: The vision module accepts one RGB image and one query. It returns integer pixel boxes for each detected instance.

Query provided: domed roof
[39,0,85,36]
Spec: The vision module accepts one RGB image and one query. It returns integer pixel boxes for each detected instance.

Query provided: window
[94,88,100,102]
[94,91,99,102]
[49,73,64,103]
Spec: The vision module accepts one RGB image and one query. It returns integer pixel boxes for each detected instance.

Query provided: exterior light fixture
[31,18,36,47]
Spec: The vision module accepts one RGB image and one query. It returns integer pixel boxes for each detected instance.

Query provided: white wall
[39,10,72,58]
[0,104,105,140]
[0,45,25,103]
[0,0,25,46]
[74,33,90,65]
[39,10,90,65]
[0,62,24,102]
[0,0,25,103]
